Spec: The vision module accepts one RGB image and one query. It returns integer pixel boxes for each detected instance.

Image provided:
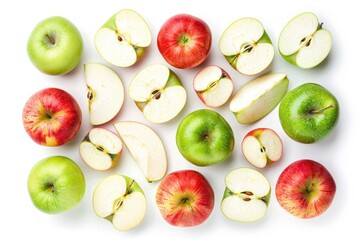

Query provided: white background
[1,0,358,239]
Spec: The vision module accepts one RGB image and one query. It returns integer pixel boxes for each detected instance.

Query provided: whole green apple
[176,109,234,166]
[279,83,339,143]
[27,156,86,214]
[27,16,83,75]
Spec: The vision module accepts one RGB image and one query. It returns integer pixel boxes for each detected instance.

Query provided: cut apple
[219,17,274,75]
[221,168,271,222]
[128,64,187,123]
[193,65,233,107]
[113,121,167,182]
[92,174,146,231]
[80,128,122,170]
[84,63,124,125]
[229,73,289,124]
[94,9,151,67]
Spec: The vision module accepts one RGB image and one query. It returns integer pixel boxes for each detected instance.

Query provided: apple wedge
[84,63,124,125]
[193,65,233,107]
[94,9,151,67]
[92,174,146,231]
[113,121,167,182]
[80,128,122,170]
[229,73,289,124]
[129,64,187,123]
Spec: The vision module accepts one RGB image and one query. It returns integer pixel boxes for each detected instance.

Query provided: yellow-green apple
[276,159,336,218]
[84,63,124,125]
[219,17,274,75]
[193,65,233,107]
[92,174,146,231]
[242,128,283,168]
[94,9,151,67]
[128,64,187,123]
[80,128,123,170]
[221,167,271,222]
[230,73,289,124]
[278,12,332,69]
[157,14,212,69]
[22,88,82,146]
[27,156,85,214]
[156,170,214,227]
[27,16,83,75]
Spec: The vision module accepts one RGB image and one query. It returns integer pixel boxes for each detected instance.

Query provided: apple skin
[27,16,83,75]
[22,88,82,146]
[156,170,214,227]
[279,83,339,143]
[276,159,336,219]
[157,14,212,69]
[27,156,86,214]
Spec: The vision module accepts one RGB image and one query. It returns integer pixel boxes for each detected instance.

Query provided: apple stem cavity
[45,34,57,46]
[178,34,191,46]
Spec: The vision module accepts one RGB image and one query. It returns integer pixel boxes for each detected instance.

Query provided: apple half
[129,64,187,123]
[80,128,123,170]
[84,63,124,125]
[113,121,167,182]
[221,168,271,222]
[219,17,274,75]
[193,65,233,107]
[92,174,146,231]
[229,73,289,124]
[94,9,151,67]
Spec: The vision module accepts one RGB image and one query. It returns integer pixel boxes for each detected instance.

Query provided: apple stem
[309,105,335,114]
[45,34,56,45]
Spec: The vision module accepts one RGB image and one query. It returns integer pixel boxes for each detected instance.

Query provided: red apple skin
[275,159,336,219]
[156,169,214,227]
[22,88,82,146]
[157,14,212,69]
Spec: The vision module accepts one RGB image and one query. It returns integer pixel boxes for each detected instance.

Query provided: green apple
[176,109,234,166]
[27,16,83,75]
[27,156,85,214]
[279,83,339,143]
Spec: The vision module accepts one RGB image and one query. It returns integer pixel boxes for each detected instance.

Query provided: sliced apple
[229,73,289,124]
[94,9,151,67]
[113,121,167,182]
[84,63,124,125]
[128,64,187,123]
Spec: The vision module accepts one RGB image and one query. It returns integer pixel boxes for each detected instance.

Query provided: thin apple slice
[113,121,167,182]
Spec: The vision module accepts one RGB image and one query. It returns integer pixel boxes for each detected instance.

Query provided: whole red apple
[157,14,212,69]
[275,159,336,218]
[156,169,214,227]
[22,88,82,146]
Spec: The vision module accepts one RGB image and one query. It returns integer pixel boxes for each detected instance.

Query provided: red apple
[275,159,336,218]
[156,169,214,227]
[22,88,82,146]
[157,14,212,69]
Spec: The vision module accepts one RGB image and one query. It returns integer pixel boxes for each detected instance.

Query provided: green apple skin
[176,109,235,166]
[27,156,86,214]
[279,83,339,143]
[27,16,83,75]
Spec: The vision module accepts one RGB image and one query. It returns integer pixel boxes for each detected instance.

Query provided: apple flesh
[193,65,233,107]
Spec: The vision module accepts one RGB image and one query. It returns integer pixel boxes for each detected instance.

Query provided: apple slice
[92,174,146,231]
[80,128,122,170]
[94,9,151,67]
[128,64,187,123]
[221,168,271,222]
[219,17,274,75]
[84,63,124,125]
[278,12,332,69]
[242,128,282,168]
[193,65,233,107]
[229,73,289,124]
[113,121,167,182]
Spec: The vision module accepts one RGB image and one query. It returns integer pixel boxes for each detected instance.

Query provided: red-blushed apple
[275,159,336,218]
[22,88,82,146]
[157,14,212,69]
[156,170,214,227]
